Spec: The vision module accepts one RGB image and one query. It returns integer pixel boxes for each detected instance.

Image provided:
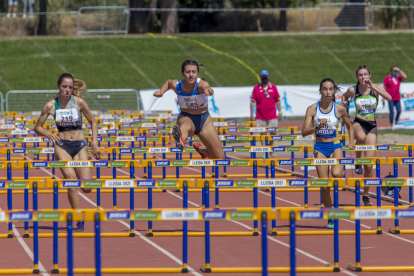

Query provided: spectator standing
[250,70,282,157]
[383,66,407,127]
[7,0,18,18]
[23,0,34,18]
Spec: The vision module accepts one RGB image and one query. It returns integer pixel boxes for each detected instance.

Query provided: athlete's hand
[340,100,348,107]
[203,87,214,96]
[153,91,163,98]
[319,118,328,128]
[46,132,60,143]
[348,143,356,150]
[251,115,256,121]
[91,143,103,160]
[362,78,373,88]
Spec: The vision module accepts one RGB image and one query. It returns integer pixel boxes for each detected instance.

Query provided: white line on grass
[0,74,12,90]
[392,42,414,66]
[173,40,222,87]
[313,37,354,76]
[241,38,291,84]
[102,39,158,88]
[31,40,68,72]
[0,208,50,276]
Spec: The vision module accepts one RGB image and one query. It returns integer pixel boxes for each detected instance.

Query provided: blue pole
[95,213,101,276]
[271,160,276,234]
[376,159,381,232]
[7,163,12,237]
[67,213,74,276]
[163,138,166,178]
[204,181,211,272]
[290,211,296,276]
[291,128,294,172]
[33,182,39,271]
[130,162,135,235]
[148,162,153,235]
[261,211,268,276]
[409,146,413,206]
[253,161,258,232]
[393,159,399,232]
[24,162,29,237]
[215,166,219,208]
[334,180,339,271]
[53,181,59,272]
[182,181,188,272]
[112,150,117,209]
[355,180,361,269]
[96,168,101,209]
[304,148,308,208]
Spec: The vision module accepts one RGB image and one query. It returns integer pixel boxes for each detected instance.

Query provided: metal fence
[0,92,3,112]
[5,89,141,112]
[76,6,130,35]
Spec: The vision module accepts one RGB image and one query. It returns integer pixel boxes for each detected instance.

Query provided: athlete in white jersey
[153,60,224,159]
[302,78,355,229]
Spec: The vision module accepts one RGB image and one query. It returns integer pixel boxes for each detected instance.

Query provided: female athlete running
[302,78,355,228]
[341,65,391,206]
[35,73,102,231]
[153,60,224,159]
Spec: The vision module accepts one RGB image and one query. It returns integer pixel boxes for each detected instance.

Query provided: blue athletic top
[176,78,208,110]
[313,102,340,138]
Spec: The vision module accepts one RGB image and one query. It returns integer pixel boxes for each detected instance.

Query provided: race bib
[356,98,376,115]
[55,108,79,123]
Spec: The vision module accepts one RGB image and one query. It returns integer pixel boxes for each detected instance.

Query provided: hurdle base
[200,265,211,273]
[51,268,59,274]
[389,227,400,234]
[7,234,13,238]
[376,229,383,234]
[145,231,153,237]
[333,267,340,272]
[261,188,270,192]
[220,174,228,178]
[268,229,277,236]
[33,269,40,274]
[347,264,362,272]
[23,233,30,238]
[129,232,136,237]
[181,268,188,273]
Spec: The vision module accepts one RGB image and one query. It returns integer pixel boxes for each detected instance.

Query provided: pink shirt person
[251,82,280,120]
[383,74,403,101]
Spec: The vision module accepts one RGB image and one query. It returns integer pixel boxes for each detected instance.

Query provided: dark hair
[57,73,87,98]
[356,65,371,75]
[181,60,204,72]
[390,65,398,72]
[319,78,341,92]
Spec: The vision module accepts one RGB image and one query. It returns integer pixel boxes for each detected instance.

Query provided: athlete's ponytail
[73,79,87,97]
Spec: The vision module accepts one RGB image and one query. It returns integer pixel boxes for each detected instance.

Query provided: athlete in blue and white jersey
[302,78,355,228]
[153,60,224,159]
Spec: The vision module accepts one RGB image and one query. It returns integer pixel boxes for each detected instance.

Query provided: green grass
[378,129,414,135]
[1,32,414,94]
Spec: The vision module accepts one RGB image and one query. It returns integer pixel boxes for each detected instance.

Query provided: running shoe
[193,142,207,158]
[355,164,363,174]
[172,125,185,150]
[74,221,84,232]
[362,196,372,206]
[327,219,334,229]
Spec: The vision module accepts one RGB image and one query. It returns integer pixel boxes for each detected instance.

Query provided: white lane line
[173,39,222,87]
[313,37,354,76]
[392,42,414,66]
[241,38,291,84]
[29,159,202,276]
[0,74,12,90]
[78,191,202,276]
[0,208,50,276]
[31,40,68,72]
[102,39,158,88]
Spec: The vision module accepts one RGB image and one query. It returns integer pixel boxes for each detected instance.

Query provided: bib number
[56,109,79,123]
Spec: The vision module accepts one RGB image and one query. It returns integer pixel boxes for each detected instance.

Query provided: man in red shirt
[383,66,407,127]
[250,70,282,156]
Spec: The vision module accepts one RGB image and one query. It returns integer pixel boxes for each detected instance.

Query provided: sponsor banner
[314,159,338,165]
[9,212,33,221]
[229,211,255,219]
[42,148,54,153]
[364,179,382,186]
[105,180,135,188]
[23,137,42,142]
[161,210,199,220]
[106,211,130,220]
[300,211,323,219]
[310,179,330,186]
[354,209,392,219]
[136,180,156,187]
[134,211,159,220]
[384,179,404,186]
[257,179,286,187]
[68,161,91,167]
[203,210,226,219]
[93,161,109,167]
[215,160,231,166]
[289,179,307,186]
[407,178,414,186]
[110,161,127,167]
[251,147,270,152]
[158,180,178,187]
[116,136,134,141]
[148,148,169,153]
[214,180,234,187]
[190,160,214,166]
[236,180,255,187]
[84,180,103,187]
[63,181,82,188]
[327,210,351,219]
[402,158,414,164]
[36,211,62,221]
[396,210,414,218]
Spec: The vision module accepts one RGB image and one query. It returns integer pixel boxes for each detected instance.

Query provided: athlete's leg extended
[353,122,367,159]
[173,115,196,149]
[314,150,332,208]
[196,116,224,159]
[362,129,378,196]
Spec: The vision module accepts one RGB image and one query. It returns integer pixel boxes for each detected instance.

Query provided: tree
[161,0,178,33]
[279,0,287,31]
[38,0,47,35]
[129,0,147,33]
